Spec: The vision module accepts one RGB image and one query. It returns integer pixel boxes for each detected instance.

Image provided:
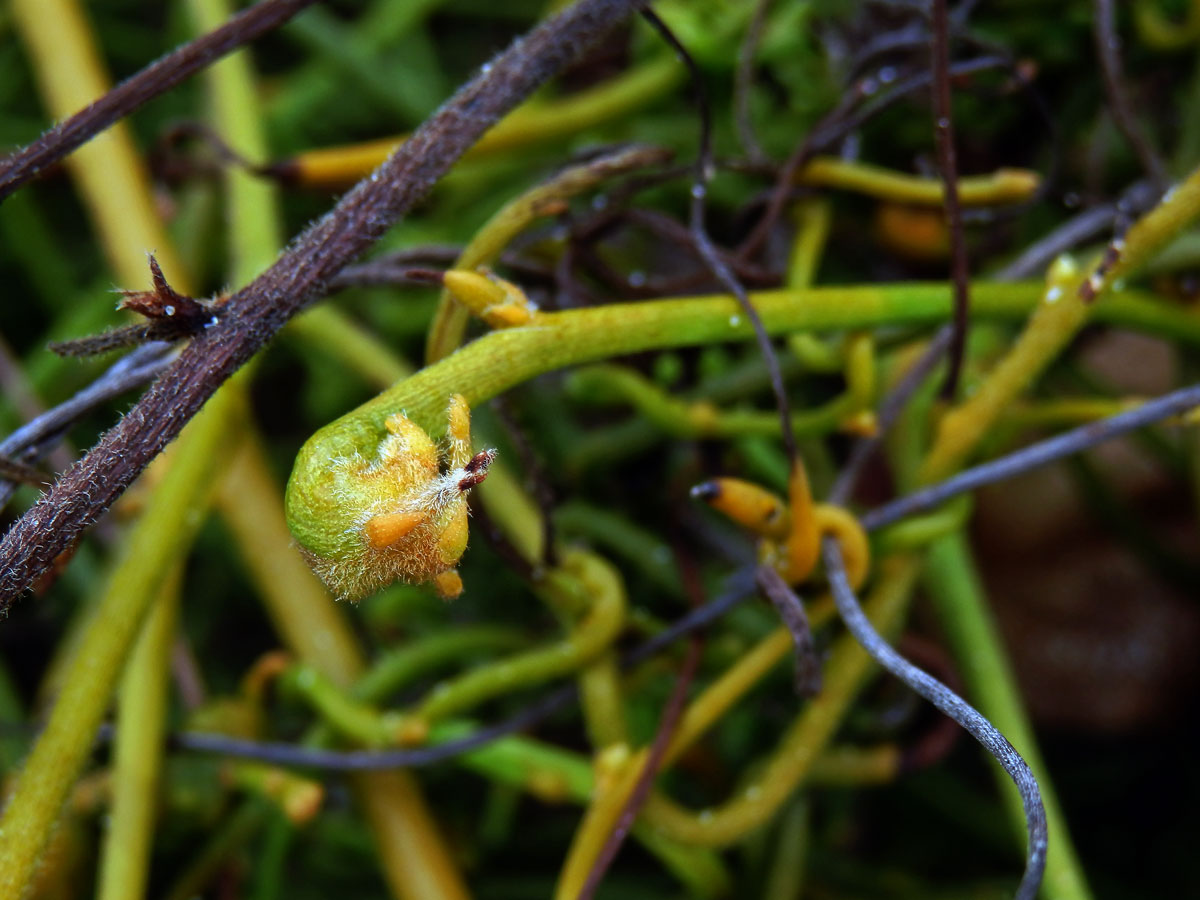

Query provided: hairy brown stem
[0,0,319,203]
[0,0,643,607]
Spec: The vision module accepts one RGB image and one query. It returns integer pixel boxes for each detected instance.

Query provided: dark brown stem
[576,538,707,900]
[638,4,798,467]
[0,0,319,203]
[931,0,970,400]
[733,0,772,163]
[0,0,643,606]
[756,565,821,695]
[1093,0,1167,188]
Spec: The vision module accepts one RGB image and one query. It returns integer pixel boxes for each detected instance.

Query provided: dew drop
[691,183,707,200]
[164,305,176,316]
[878,65,898,84]
[628,270,647,288]
[729,315,742,327]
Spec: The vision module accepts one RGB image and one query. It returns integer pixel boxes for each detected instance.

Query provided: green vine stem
[761,798,810,900]
[902,260,1101,896]
[353,626,527,702]
[286,280,1200,563]
[567,363,853,438]
[414,550,626,724]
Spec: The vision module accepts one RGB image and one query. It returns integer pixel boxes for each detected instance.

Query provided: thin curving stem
[822,536,1047,900]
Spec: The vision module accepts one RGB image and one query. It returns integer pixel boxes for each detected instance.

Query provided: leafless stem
[0,344,174,511]
[931,0,971,400]
[756,565,821,695]
[1093,0,1167,187]
[575,636,700,900]
[823,538,1047,900]
[116,567,759,771]
[733,0,772,163]
[0,0,645,606]
[0,0,319,203]
[861,380,1200,531]
[638,4,799,467]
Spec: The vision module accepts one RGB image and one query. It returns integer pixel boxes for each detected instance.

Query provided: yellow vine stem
[426,144,671,362]
[555,743,653,900]
[796,157,1039,207]
[634,555,922,846]
[664,597,833,766]
[0,2,201,896]
[841,331,878,435]
[1134,0,1200,50]
[556,594,858,890]
[283,56,684,189]
[1083,159,1200,300]
[918,255,1095,483]
[550,553,916,890]
[786,197,832,288]
[95,570,181,900]
[185,0,472,889]
[225,762,323,825]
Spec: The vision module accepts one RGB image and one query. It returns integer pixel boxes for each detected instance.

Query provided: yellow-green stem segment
[95,573,181,900]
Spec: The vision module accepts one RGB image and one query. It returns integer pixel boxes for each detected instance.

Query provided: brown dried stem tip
[50,255,221,357]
